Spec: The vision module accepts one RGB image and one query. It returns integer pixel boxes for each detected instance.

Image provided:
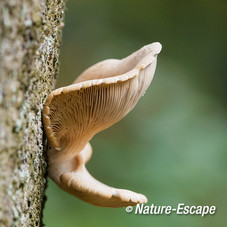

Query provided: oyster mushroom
[43,42,162,207]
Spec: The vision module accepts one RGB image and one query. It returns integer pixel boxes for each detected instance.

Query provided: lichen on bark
[0,0,65,226]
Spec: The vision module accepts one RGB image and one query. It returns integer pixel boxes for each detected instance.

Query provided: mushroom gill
[43,42,162,207]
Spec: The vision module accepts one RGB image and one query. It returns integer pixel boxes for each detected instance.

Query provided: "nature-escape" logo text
[125,203,216,217]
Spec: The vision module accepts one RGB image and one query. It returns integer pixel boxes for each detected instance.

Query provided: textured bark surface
[0,0,65,226]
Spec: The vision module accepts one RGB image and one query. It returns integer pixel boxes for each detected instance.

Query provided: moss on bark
[0,0,65,226]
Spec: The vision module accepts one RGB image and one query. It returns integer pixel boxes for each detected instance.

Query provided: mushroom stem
[50,142,147,207]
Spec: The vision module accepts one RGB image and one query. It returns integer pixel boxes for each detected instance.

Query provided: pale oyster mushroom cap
[43,42,162,207]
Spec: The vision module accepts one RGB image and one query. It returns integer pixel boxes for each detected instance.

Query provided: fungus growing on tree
[43,42,162,207]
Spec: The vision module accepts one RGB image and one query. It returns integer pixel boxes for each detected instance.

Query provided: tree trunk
[0,0,65,226]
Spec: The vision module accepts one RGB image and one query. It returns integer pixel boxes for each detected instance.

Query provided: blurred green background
[43,0,227,226]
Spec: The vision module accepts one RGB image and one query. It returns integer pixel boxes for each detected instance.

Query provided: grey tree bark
[0,0,65,226]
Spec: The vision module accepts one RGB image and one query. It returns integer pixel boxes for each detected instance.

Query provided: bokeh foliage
[44,0,227,226]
